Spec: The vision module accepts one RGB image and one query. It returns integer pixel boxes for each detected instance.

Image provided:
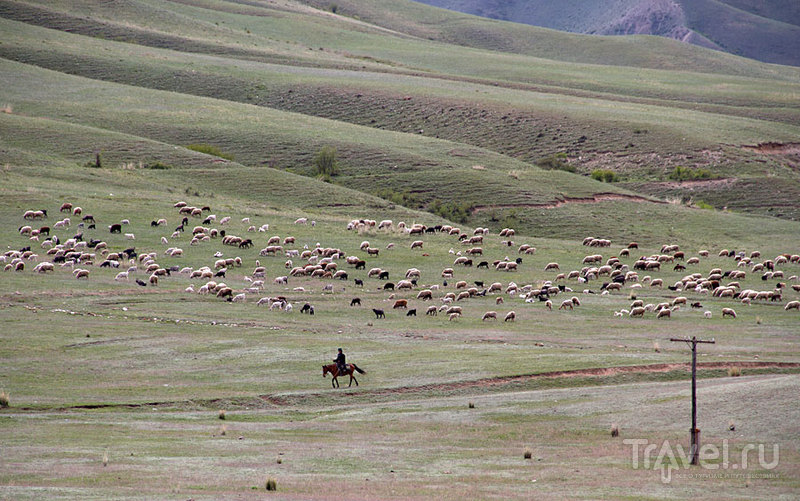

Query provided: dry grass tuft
[523,449,532,459]
[1,104,12,114]
[728,366,741,377]
[276,457,282,464]
[0,391,9,408]
[508,170,520,179]
[472,165,486,170]
[266,477,277,491]
[728,420,736,431]
[653,341,660,353]
[218,409,226,420]
[102,449,109,467]
[756,316,762,325]
[611,424,619,437]
[629,292,637,300]
[468,401,475,409]
[219,424,227,436]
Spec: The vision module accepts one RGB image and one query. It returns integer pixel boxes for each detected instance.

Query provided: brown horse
[322,363,366,388]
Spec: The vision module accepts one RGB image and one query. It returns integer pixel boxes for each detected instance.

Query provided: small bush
[1,104,12,114]
[591,169,618,183]
[653,341,660,353]
[219,424,227,436]
[668,165,713,181]
[102,449,109,467]
[0,390,9,408]
[329,3,338,13]
[218,409,226,420]
[186,143,235,161]
[266,477,277,491]
[728,367,741,377]
[276,457,282,464]
[145,161,173,170]
[468,402,475,409]
[428,199,473,224]
[524,449,532,459]
[695,200,714,210]
[536,153,575,173]
[313,146,339,177]
[611,424,619,437]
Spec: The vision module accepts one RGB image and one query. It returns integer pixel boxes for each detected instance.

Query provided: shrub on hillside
[313,145,340,179]
[186,143,235,161]
[591,169,618,182]
[668,165,712,181]
[536,153,575,173]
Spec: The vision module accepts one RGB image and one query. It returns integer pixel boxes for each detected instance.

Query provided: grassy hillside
[1,2,800,498]
[2,5,800,221]
[410,0,800,66]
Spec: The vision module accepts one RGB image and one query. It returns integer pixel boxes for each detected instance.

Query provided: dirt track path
[17,361,797,412]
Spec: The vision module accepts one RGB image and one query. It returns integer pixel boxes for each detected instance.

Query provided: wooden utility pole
[670,336,715,465]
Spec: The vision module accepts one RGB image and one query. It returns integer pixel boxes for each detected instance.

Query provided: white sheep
[125,233,135,240]
[114,271,129,281]
[231,293,246,303]
[703,311,712,319]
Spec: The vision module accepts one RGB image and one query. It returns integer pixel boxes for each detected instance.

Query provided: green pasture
[1,1,799,498]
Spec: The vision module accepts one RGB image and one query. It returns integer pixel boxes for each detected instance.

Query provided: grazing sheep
[393,299,408,309]
[482,311,497,321]
[410,240,424,250]
[416,290,433,301]
[571,297,581,306]
[722,308,737,318]
[785,301,800,311]
[372,308,385,319]
[231,293,246,303]
[406,309,416,317]
[544,262,560,271]
[657,308,671,319]
[504,311,516,322]
[559,300,573,310]
[449,312,460,321]
[630,307,645,317]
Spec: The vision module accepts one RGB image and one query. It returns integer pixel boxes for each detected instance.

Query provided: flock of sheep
[5,201,800,327]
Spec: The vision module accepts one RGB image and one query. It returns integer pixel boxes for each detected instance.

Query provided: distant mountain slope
[412,0,800,66]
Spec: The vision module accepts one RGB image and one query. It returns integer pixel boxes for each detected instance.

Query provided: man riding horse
[334,348,346,376]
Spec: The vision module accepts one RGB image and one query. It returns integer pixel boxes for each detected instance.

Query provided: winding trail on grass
[18,361,798,412]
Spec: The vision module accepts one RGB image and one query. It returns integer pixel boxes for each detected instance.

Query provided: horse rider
[334,348,347,376]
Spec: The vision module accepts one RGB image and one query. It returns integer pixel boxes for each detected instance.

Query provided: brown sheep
[411,240,424,250]
[393,299,408,309]
[496,297,504,305]
[455,280,468,289]
[417,290,433,301]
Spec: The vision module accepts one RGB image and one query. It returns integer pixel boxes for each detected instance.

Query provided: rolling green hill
[412,0,800,66]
